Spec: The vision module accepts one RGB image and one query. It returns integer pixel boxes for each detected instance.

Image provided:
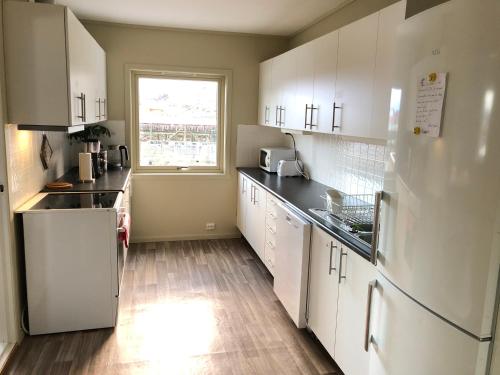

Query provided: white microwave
[259,147,295,172]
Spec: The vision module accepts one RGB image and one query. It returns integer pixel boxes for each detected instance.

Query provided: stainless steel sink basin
[356,232,373,245]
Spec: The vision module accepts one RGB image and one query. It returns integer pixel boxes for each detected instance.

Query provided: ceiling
[55,0,353,36]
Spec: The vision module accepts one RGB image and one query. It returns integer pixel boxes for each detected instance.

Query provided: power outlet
[205,222,216,231]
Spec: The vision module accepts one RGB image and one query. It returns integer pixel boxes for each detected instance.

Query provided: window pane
[138,77,219,167]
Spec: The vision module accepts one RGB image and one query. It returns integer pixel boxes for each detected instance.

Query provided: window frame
[129,66,230,175]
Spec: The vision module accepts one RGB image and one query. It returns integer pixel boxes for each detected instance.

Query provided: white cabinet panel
[368,274,489,375]
[272,50,298,129]
[258,60,273,126]
[246,182,266,261]
[67,9,94,125]
[370,1,405,139]
[333,12,379,137]
[335,245,377,375]
[312,31,339,134]
[307,226,340,358]
[236,173,248,235]
[295,43,315,131]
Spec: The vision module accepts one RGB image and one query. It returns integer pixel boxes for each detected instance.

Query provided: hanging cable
[285,132,310,180]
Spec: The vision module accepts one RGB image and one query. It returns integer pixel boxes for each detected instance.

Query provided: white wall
[83,21,288,242]
[5,125,71,209]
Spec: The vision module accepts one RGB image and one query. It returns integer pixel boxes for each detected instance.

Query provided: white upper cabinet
[3,1,107,128]
[370,1,406,139]
[294,42,315,131]
[258,60,273,126]
[334,12,379,137]
[257,1,405,139]
[272,50,298,129]
[311,31,339,134]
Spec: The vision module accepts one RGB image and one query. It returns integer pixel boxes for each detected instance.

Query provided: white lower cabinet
[334,244,377,375]
[237,173,266,262]
[307,225,376,375]
[307,225,341,357]
[237,173,248,234]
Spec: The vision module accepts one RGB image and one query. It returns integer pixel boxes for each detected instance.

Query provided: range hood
[17,124,85,134]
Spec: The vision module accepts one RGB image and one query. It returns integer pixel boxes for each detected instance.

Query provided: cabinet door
[236,173,248,236]
[272,50,298,129]
[258,60,273,126]
[246,183,266,261]
[66,9,93,125]
[307,226,340,358]
[335,245,377,375]
[312,31,339,134]
[334,12,378,137]
[94,44,107,122]
[370,1,405,139]
[295,43,315,131]
[368,274,490,375]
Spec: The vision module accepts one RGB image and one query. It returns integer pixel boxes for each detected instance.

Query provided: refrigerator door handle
[371,191,384,265]
[364,280,377,352]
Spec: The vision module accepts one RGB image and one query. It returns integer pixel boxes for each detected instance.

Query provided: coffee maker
[82,140,104,179]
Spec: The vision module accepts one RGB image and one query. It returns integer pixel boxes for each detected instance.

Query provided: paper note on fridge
[415,72,447,137]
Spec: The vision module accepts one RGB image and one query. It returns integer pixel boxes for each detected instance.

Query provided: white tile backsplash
[291,133,386,196]
[5,124,71,209]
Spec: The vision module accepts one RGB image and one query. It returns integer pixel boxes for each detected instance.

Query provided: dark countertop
[237,167,371,261]
[42,167,132,193]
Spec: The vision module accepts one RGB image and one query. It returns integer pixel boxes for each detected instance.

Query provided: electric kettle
[107,145,129,169]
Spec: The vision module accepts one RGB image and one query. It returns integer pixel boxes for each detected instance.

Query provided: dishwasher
[273,202,311,328]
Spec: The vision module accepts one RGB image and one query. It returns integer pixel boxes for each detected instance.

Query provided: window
[131,69,228,173]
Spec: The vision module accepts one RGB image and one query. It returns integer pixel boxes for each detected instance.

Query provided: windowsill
[131,170,233,181]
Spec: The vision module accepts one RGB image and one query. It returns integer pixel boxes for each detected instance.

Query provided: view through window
[137,76,221,169]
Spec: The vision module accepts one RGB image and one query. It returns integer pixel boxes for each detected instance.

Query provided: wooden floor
[4,239,340,375]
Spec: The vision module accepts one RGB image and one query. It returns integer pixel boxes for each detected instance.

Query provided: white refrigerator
[367,1,500,374]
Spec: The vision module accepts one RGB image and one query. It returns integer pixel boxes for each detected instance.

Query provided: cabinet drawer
[265,219,277,235]
[264,242,275,274]
[266,194,280,214]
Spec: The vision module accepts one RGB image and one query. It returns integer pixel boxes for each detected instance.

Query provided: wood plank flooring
[4,239,341,375]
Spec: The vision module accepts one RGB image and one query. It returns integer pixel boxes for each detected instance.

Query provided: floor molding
[0,343,17,375]
[130,232,241,243]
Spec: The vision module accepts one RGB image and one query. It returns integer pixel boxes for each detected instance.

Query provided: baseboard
[130,231,241,243]
[0,343,18,374]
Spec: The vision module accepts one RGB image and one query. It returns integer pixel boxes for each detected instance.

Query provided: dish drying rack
[321,191,375,226]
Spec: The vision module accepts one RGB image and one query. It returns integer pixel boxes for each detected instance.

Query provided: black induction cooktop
[30,192,119,210]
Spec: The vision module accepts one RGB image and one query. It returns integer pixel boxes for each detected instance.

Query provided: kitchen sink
[356,232,373,245]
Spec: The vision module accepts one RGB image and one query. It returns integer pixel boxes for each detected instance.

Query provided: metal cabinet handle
[76,93,86,122]
[102,98,106,118]
[310,104,318,128]
[364,280,377,352]
[275,106,279,126]
[329,241,337,275]
[96,98,100,119]
[241,178,247,194]
[265,105,270,124]
[254,187,259,204]
[371,191,384,265]
[266,224,276,234]
[338,248,347,283]
[304,104,310,129]
[332,102,341,132]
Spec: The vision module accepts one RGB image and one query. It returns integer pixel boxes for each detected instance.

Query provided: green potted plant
[68,124,111,144]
